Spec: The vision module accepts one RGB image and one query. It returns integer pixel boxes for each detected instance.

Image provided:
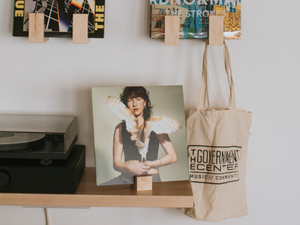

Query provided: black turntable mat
[0,132,46,151]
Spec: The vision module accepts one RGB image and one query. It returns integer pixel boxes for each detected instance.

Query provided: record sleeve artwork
[92,86,189,186]
[150,0,241,39]
[13,0,105,38]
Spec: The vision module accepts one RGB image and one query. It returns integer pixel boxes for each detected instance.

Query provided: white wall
[1,0,299,224]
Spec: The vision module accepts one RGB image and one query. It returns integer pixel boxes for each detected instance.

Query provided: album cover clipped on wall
[13,0,105,38]
[92,86,189,186]
[150,0,241,39]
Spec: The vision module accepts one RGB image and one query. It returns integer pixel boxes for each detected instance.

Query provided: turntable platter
[0,132,46,151]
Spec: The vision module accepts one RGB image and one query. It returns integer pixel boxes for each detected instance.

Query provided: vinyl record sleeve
[92,86,189,186]
[13,0,105,38]
[150,0,241,39]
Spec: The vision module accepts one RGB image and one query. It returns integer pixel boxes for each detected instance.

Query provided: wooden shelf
[0,168,193,208]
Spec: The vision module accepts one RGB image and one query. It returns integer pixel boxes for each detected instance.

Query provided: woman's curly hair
[120,86,153,121]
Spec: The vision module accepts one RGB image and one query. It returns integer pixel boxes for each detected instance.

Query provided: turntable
[0,114,85,194]
[0,114,77,160]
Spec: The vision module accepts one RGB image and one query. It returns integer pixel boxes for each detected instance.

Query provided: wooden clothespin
[73,14,90,44]
[28,13,49,43]
[209,15,224,46]
[164,16,180,46]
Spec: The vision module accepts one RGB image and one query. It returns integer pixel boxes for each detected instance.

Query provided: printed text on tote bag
[188,145,242,184]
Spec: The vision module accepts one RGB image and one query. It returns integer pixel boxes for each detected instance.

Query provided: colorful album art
[92,86,189,186]
[150,0,241,39]
[13,0,105,38]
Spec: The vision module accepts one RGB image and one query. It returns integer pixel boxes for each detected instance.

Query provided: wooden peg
[28,13,48,43]
[164,16,180,46]
[73,14,90,44]
[209,15,224,46]
[132,175,153,191]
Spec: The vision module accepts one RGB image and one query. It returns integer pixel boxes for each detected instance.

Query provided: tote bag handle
[197,41,237,110]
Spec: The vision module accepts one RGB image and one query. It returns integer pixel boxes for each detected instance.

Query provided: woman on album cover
[100,86,180,185]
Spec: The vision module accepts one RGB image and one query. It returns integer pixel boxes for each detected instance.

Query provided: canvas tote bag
[182,41,252,221]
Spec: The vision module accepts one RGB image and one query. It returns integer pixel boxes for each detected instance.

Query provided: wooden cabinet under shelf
[0,168,193,208]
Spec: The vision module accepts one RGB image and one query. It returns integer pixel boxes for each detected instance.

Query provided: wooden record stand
[28,13,49,43]
[164,15,224,46]
[28,13,90,44]
[164,16,180,46]
[132,175,153,191]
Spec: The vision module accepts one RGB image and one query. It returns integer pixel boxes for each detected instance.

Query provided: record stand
[28,13,49,43]
[28,13,90,44]
[209,15,224,46]
[164,15,180,46]
[164,15,224,46]
[72,14,90,44]
[132,175,153,191]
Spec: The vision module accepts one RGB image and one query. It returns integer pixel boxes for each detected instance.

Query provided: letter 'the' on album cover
[92,86,189,186]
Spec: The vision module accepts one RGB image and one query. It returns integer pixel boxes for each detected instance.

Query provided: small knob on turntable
[0,171,10,188]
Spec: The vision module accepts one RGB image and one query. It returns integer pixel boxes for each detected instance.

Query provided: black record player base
[0,145,85,194]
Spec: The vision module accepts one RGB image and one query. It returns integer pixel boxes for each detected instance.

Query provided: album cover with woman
[92,86,189,186]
